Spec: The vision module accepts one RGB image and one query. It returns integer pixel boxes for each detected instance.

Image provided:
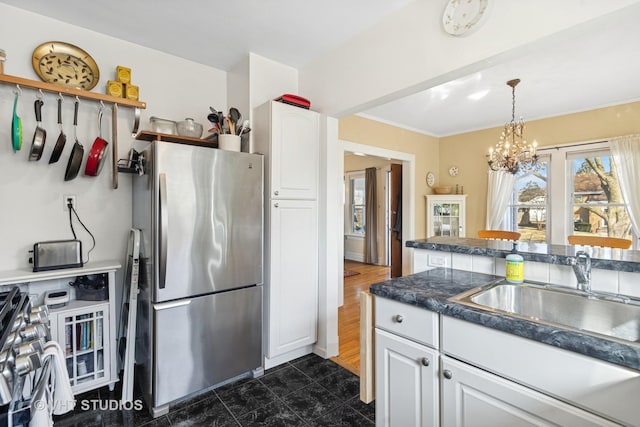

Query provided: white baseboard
[345,251,364,262]
[264,345,313,370]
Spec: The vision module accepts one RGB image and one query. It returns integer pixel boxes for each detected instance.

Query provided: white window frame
[542,140,636,246]
[566,147,633,242]
[344,171,366,238]
[503,154,551,244]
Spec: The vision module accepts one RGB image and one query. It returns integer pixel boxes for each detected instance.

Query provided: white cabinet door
[270,101,319,200]
[266,199,318,357]
[441,356,618,427]
[50,301,111,395]
[375,328,439,427]
[425,195,466,238]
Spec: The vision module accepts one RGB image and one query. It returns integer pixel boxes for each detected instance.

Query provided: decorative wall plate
[442,0,489,36]
[426,171,435,187]
[32,41,100,90]
[449,165,459,177]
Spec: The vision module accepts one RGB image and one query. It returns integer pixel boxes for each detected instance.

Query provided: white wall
[0,4,226,271]
[300,0,640,117]
[247,53,298,153]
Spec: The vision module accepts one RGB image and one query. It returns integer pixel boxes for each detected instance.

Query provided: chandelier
[487,78,539,174]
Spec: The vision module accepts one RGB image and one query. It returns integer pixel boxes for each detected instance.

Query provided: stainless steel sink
[450,281,640,344]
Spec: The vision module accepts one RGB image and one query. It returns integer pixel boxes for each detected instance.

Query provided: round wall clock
[426,171,435,187]
[449,165,459,177]
[32,41,100,90]
[442,0,489,36]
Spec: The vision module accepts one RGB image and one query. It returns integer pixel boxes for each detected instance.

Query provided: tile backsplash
[414,249,636,296]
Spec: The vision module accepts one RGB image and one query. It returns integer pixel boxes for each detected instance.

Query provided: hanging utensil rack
[0,74,145,109]
[0,73,147,189]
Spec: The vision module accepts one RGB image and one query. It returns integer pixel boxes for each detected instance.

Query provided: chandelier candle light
[487,78,540,174]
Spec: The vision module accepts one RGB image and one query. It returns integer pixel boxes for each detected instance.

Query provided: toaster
[30,240,83,272]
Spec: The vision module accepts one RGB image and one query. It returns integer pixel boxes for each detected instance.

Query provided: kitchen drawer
[375,296,439,348]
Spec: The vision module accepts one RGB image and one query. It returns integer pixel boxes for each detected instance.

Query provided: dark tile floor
[53,354,375,426]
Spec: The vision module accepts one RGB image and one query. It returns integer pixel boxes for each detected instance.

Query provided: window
[346,172,366,235]
[504,156,549,243]
[569,150,632,240]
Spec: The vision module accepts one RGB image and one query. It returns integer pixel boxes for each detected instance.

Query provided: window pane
[352,177,365,206]
[570,155,632,239]
[506,159,549,243]
[350,176,366,235]
[352,205,365,234]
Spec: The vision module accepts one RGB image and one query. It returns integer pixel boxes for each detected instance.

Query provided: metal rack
[0,287,66,427]
[0,73,147,190]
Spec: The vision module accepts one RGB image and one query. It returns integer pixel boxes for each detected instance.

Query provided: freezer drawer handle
[159,173,168,289]
[153,300,192,310]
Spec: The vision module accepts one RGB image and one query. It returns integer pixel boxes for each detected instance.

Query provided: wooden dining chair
[477,230,521,241]
[567,235,632,249]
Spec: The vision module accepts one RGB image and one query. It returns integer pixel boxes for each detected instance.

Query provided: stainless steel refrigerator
[133,140,263,416]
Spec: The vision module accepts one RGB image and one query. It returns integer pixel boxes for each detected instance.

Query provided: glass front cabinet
[426,194,467,238]
[49,301,111,394]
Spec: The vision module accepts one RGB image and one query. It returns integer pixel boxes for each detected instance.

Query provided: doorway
[333,140,415,374]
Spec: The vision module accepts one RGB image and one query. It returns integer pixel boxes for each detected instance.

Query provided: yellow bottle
[505,254,524,283]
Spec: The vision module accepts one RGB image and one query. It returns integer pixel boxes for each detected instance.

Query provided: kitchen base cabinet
[441,356,618,427]
[49,301,111,395]
[375,329,438,427]
[442,316,639,426]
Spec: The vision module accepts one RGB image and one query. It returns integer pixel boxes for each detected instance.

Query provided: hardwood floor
[331,260,390,376]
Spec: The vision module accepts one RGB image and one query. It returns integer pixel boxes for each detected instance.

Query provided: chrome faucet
[570,251,592,293]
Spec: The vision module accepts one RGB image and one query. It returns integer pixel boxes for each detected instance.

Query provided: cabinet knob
[394,314,404,323]
[421,357,430,367]
[443,370,453,380]
[274,190,279,196]
[274,203,279,208]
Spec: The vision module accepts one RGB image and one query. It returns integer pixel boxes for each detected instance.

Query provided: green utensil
[11,92,22,152]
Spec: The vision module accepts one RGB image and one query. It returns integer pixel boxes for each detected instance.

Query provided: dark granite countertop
[407,237,640,272]
[369,268,640,371]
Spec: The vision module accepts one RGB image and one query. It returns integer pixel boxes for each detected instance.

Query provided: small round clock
[426,171,435,187]
[442,0,489,36]
[449,166,459,177]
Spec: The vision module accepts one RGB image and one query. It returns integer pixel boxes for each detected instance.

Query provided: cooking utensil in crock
[29,98,46,161]
[229,107,241,133]
[85,105,109,177]
[64,100,84,181]
[11,90,22,152]
[48,97,67,163]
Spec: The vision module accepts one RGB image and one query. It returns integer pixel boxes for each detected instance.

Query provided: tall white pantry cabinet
[254,100,320,368]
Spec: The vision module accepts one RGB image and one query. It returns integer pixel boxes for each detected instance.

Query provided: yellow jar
[0,49,5,74]
[116,65,131,83]
[124,83,139,101]
[505,254,524,283]
[107,80,123,98]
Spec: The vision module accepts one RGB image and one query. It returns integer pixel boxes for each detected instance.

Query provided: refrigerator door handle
[153,300,192,310]
[159,172,168,289]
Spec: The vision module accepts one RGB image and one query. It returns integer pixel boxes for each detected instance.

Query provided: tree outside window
[570,152,631,240]
[505,158,549,243]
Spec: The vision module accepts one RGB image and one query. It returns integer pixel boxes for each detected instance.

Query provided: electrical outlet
[63,194,77,211]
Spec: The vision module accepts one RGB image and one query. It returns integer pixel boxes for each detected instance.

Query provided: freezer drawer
[152,285,262,408]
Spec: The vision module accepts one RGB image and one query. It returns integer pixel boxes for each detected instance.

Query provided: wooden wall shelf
[0,73,146,109]
[135,130,218,148]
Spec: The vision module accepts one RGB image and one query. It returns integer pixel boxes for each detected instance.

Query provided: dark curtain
[364,167,378,264]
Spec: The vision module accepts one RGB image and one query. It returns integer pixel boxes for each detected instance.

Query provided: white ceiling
[361,7,640,137]
[3,0,640,137]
